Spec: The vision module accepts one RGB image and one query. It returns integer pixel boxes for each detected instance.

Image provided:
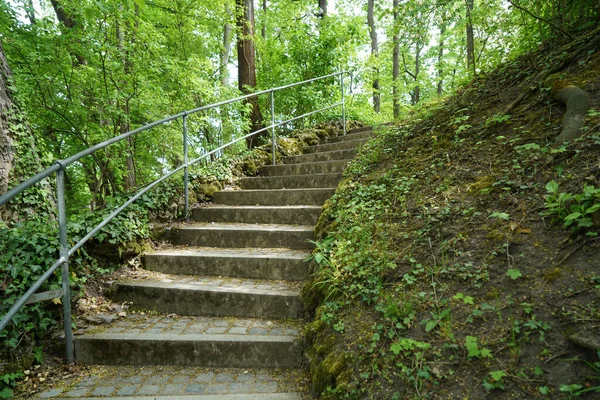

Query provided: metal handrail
[0,71,347,362]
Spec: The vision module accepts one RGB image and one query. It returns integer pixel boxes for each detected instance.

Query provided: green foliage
[464,336,493,359]
[545,181,600,234]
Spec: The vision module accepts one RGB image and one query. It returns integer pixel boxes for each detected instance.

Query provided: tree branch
[506,0,574,40]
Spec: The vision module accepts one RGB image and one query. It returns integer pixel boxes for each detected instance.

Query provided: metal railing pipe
[56,167,74,362]
[270,90,276,166]
[183,113,189,219]
[340,73,347,135]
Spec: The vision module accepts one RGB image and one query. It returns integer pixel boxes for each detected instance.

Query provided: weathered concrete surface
[324,129,372,143]
[143,248,310,281]
[167,223,314,249]
[37,364,307,399]
[110,278,302,319]
[303,138,369,154]
[54,395,304,400]
[191,205,322,225]
[259,160,349,177]
[282,149,357,164]
[75,333,301,368]
[213,188,335,206]
[238,173,341,190]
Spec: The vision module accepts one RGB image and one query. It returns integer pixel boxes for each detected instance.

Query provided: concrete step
[37,364,307,399]
[108,276,301,319]
[57,394,304,400]
[238,173,342,190]
[143,248,310,281]
[166,223,314,249]
[347,126,373,134]
[304,137,369,154]
[325,130,372,143]
[259,160,348,177]
[213,188,335,206]
[283,148,357,164]
[75,314,301,368]
[191,205,322,225]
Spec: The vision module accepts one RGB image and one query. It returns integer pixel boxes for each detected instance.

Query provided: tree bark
[0,42,15,196]
[437,18,446,97]
[221,5,233,86]
[466,0,476,74]
[413,43,421,105]
[261,0,267,39]
[319,0,328,17]
[392,0,400,119]
[50,0,86,65]
[368,0,380,113]
[25,0,36,24]
[236,0,264,148]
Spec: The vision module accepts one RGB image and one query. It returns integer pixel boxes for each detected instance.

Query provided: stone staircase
[71,126,373,398]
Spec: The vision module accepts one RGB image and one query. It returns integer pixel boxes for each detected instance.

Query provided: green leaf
[489,212,510,220]
[545,181,559,193]
[490,370,507,381]
[506,269,523,280]
[425,320,438,332]
[538,386,549,395]
[0,388,13,398]
[565,212,582,221]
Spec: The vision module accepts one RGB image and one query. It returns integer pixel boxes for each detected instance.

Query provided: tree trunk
[236,0,264,148]
[221,5,233,86]
[0,42,15,196]
[25,0,36,24]
[437,19,446,97]
[50,0,86,65]
[261,0,267,39]
[118,4,139,190]
[466,0,476,74]
[413,43,421,105]
[319,0,328,17]
[368,0,380,113]
[392,0,400,119]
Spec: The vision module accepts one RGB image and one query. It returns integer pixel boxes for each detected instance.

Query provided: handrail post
[270,90,276,166]
[340,72,346,136]
[183,113,189,220]
[56,165,74,363]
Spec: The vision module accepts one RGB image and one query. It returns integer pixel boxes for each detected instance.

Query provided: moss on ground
[304,29,600,399]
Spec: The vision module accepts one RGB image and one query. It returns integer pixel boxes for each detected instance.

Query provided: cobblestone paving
[35,366,309,398]
[78,313,300,337]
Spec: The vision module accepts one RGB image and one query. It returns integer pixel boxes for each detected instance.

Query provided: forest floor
[303,28,600,398]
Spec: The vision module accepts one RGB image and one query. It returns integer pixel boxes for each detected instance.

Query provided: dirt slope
[303,28,600,399]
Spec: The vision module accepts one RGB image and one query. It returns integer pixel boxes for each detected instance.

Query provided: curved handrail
[0,71,347,362]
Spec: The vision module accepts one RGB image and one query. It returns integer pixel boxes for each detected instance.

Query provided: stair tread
[77,312,300,339]
[148,247,309,259]
[193,205,322,210]
[56,394,304,400]
[172,223,313,232]
[115,273,301,296]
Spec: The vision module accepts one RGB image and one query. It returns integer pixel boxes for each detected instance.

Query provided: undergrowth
[304,30,600,399]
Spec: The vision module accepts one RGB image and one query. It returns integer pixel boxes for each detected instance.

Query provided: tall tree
[466,0,476,73]
[437,11,447,97]
[0,42,14,196]
[319,0,327,18]
[367,0,380,113]
[392,0,400,119]
[221,5,233,86]
[236,0,263,148]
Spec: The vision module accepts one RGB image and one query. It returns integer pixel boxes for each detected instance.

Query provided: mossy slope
[304,28,600,399]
